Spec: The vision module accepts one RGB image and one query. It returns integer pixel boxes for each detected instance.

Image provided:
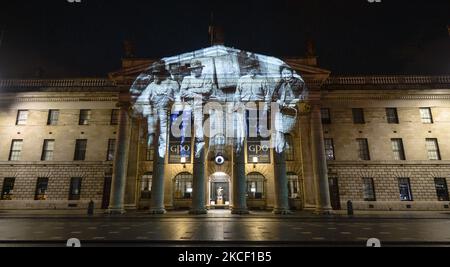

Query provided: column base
[107,208,126,215]
[272,208,293,215]
[189,209,208,215]
[303,204,316,211]
[313,208,333,215]
[231,208,250,215]
[149,208,166,215]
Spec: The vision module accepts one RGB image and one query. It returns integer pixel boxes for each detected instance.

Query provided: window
[79,110,91,125]
[35,178,49,200]
[434,178,449,201]
[110,109,120,125]
[426,138,441,160]
[74,139,87,161]
[174,172,193,200]
[16,110,28,125]
[41,139,55,161]
[324,138,335,160]
[352,108,365,124]
[1,178,15,200]
[140,173,153,199]
[420,108,433,124]
[146,135,154,161]
[9,140,23,161]
[321,108,331,124]
[47,110,60,126]
[357,138,370,160]
[106,139,116,161]
[386,108,399,124]
[287,173,300,199]
[246,172,266,200]
[69,177,82,200]
[391,138,406,160]
[398,178,413,201]
[285,134,295,161]
[362,178,376,201]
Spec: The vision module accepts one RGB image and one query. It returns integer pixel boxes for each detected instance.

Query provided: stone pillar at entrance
[299,104,316,210]
[273,151,291,214]
[108,95,131,214]
[310,104,332,214]
[231,149,249,214]
[190,142,208,214]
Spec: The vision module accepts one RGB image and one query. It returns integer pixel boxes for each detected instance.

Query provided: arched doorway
[208,172,231,209]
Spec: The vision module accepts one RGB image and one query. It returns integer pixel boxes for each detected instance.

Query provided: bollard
[87,200,94,216]
[347,200,354,216]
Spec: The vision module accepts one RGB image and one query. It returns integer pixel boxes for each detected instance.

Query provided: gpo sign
[248,144,270,153]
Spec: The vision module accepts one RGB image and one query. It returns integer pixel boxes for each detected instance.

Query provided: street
[1,211,450,246]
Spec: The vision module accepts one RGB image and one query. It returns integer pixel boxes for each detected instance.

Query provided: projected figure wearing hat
[180,60,214,157]
[233,60,271,153]
[137,61,179,158]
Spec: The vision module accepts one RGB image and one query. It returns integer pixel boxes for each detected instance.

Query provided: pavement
[0,210,450,247]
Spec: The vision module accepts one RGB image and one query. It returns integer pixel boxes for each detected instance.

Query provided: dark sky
[0,0,449,78]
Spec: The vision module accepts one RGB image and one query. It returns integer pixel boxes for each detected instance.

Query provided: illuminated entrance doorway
[208,172,231,209]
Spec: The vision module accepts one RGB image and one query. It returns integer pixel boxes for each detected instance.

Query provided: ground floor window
[69,177,82,200]
[140,173,153,199]
[246,172,265,200]
[398,178,413,201]
[434,178,449,201]
[287,173,300,199]
[1,178,15,200]
[174,172,193,200]
[362,178,376,201]
[35,177,49,200]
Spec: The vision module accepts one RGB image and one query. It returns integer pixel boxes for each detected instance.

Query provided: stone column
[273,151,291,214]
[108,97,131,214]
[231,148,249,214]
[310,104,332,214]
[299,105,316,210]
[190,142,207,214]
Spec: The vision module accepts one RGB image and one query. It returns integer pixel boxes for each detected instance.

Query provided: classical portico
[108,45,332,215]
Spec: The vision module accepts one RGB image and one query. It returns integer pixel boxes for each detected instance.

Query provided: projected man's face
[154,73,164,84]
[282,68,294,81]
[192,67,203,78]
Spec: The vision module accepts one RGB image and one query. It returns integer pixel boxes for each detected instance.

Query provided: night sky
[0,0,448,78]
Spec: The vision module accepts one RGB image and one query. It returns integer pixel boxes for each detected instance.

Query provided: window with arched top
[174,172,193,200]
[140,172,152,199]
[287,172,301,199]
[246,172,266,200]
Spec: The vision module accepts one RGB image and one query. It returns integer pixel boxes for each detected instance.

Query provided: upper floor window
[391,138,406,160]
[352,108,365,124]
[110,109,120,125]
[420,108,433,124]
[74,139,87,161]
[9,140,23,161]
[47,110,60,126]
[16,110,29,126]
[426,138,441,160]
[357,138,370,161]
[41,139,55,161]
[386,108,399,124]
[79,110,91,125]
[321,108,331,124]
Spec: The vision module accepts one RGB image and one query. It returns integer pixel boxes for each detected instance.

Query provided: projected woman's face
[282,68,293,80]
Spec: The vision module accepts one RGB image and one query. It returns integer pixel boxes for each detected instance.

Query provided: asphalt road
[1,214,450,247]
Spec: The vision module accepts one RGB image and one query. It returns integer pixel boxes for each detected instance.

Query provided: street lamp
[181,156,187,168]
[252,156,258,168]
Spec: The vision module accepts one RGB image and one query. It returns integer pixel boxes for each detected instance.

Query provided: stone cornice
[328,160,450,166]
